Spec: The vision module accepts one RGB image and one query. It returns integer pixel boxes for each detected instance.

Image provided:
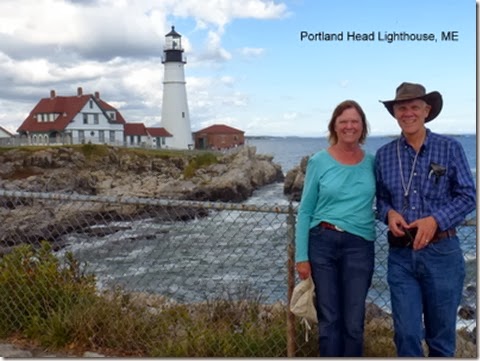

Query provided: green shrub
[183,153,218,179]
[0,244,411,357]
[79,143,110,160]
[0,242,96,339]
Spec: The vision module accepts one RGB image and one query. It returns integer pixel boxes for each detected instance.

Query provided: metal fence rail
[0,189,476,357]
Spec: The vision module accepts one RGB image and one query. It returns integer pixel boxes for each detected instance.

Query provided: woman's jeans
[308,225,374,357]
[387,235,465,357]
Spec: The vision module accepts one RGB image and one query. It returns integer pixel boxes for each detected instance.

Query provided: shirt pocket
[424,169,448,200]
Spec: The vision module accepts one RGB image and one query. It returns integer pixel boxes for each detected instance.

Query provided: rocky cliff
[283,155,309,202]
[0,144,284,201]
[0,144,285,250]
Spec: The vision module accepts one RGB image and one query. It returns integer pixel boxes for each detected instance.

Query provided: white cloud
[166,0,288,30]
[0,0,291,135]
[240,47,265,57]
[0,1,473,138]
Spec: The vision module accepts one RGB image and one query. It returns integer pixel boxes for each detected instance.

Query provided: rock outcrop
[283,155,309,202]
[0,145,284,201]
[0,145,284,250]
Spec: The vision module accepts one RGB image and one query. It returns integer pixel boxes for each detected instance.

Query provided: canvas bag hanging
[290,276,317,340]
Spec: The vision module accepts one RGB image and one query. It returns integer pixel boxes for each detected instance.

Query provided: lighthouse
[160,26,193,149]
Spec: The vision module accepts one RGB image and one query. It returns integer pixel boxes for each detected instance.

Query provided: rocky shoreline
[0,144,284,251]
[0,144,284,201]
[0,145,476,354]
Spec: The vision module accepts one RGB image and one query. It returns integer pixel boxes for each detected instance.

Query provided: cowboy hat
[380,82,443,122]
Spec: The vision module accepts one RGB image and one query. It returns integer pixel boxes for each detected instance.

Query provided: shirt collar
[399,128,431,151]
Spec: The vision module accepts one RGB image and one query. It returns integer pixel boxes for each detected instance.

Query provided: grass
[0,242,474,357]
[0,243,291,357]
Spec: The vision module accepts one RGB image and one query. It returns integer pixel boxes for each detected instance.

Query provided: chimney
[95,91,100,99]
[50,90,56,99]
[77,87,83,96]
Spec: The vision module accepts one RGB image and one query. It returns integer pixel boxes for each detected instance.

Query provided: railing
[0,190,476,357]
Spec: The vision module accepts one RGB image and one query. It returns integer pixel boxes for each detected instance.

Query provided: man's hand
[387,209,409,236]
[409,216,438,250]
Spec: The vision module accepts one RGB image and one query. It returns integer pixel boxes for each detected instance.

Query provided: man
[375,82,476,357]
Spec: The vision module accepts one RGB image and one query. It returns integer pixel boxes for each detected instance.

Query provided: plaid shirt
[375,128,476,231]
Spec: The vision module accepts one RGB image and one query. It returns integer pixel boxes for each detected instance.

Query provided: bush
[2,242,457,357]
[79,143,110,160]
[183,153,218,179]
[0,242,96,340]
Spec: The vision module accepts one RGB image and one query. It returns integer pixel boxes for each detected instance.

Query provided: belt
[388,228,456,248]
[319,221,344,232]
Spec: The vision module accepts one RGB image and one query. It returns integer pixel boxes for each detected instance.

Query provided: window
[89,100,93,109]
[110,112,116,120]
[182,112,185,118]
[130,135,134,144]
[94,114,99,124]
[109,131,115,143]
[99,130,105,143]
[78,130,85,143]
[161,137,166,145]
[83,114,88,124]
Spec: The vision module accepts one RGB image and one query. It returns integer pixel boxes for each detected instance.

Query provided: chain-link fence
[0,189,476,357]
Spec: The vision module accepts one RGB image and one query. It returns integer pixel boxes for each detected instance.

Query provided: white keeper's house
[16,87,172,148]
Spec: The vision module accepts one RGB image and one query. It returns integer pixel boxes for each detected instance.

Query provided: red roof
[146,127,172,137]
[124,123,148,136]
[195,124,244,135]
[17,91,126,133]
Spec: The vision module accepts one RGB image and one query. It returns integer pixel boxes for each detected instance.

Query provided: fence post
[286,201,296,357]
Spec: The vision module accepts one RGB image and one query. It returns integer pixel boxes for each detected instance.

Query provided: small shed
[193,124,245,150]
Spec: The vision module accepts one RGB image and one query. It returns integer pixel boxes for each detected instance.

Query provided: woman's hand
[296,261,311,280]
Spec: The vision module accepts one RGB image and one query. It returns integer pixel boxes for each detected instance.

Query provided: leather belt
[319,221,344,232]
[388,228,456,248]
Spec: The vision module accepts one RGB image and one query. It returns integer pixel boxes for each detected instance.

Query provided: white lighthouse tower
[160,26,193,149]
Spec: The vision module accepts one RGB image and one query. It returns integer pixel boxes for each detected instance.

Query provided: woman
[295,100,376,357]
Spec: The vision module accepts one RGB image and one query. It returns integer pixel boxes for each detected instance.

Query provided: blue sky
[0,0,476,137]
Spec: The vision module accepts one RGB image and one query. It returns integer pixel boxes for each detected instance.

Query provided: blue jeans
[387,236,465,357]
[308,226,374,357]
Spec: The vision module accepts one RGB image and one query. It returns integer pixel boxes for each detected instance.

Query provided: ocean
[244,134,476,327]
[56,134,476,328]
[245,134,477,175]
[244,133,477,219]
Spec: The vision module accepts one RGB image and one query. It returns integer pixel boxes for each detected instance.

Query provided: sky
[0,0,476,137]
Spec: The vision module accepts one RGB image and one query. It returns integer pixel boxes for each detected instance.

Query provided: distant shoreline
[245,133,476,139]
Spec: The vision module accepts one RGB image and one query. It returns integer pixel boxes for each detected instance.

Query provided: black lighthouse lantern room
[163,26,185,63]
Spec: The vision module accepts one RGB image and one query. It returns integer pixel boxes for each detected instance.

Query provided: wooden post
[286,202,296,357]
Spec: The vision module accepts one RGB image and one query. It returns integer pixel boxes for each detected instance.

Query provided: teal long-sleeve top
[295,149,376,262]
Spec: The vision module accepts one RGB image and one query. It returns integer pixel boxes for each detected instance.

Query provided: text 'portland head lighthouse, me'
[160,26,193,149]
